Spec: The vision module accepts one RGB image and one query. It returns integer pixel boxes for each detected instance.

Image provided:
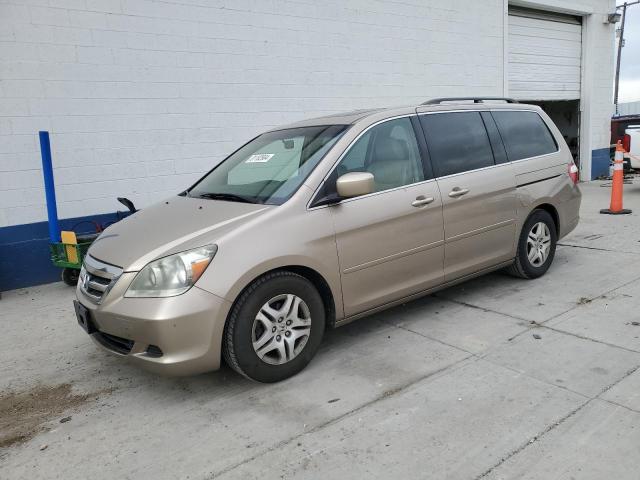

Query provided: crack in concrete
[541,324,640,354]
[473,364,640,479]
[599,397,640,415]
[479,356,591,400]
[504,272,640,344]
[209,355,474,479]
[558,242,640,256]
[381,319,478,356]
[383,315,608,405]
[598,365,640,395]
[473,397,593,480]
[433,294,531,323]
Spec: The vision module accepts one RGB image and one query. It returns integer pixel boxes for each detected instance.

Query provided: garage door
[508,7,582,100]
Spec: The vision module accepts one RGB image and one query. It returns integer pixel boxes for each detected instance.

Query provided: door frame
[307,114,436,210]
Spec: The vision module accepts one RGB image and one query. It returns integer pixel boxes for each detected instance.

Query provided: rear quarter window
[491,111,558,161]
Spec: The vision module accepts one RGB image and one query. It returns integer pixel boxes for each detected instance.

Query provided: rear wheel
[222,271,325,382]
[506,209,557,279]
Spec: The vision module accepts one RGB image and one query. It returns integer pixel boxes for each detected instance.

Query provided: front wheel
[222,271,325,382]
[506,209,557,279]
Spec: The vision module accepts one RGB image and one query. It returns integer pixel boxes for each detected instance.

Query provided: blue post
[39,131,60,243]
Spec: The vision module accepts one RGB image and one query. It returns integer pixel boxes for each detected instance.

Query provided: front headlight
[125,245,217,298]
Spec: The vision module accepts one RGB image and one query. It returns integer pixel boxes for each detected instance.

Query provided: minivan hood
[88,196,270,271]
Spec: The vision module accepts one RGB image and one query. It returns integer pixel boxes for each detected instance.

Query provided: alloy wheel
[526,221,551,267]
[251,294,312,365]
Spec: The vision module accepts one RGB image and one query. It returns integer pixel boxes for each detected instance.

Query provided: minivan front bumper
[76,273,232,376]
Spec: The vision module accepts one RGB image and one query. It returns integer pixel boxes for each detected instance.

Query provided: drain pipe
[39,131,60,243]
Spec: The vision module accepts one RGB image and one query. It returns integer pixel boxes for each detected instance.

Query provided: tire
[222,271,325,382]
[61,268,80,286]
[506,209,557,279]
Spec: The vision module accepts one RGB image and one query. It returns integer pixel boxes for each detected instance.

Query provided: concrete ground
[1,180,640,479]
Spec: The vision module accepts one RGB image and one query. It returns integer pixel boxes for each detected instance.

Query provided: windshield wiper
[196,192,256,204]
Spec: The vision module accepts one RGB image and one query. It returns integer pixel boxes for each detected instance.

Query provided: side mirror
[336,172,374,198]
[117,197,137,213]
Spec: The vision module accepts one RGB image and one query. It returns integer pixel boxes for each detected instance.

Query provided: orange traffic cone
[600,140,632,215]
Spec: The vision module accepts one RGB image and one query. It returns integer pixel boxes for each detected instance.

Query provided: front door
[419,111,517,281]
[328,117,444,316]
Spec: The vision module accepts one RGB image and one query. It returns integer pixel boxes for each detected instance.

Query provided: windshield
[188,124,348,205]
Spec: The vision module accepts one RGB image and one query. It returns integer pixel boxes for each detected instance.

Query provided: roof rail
[422,97,519,105]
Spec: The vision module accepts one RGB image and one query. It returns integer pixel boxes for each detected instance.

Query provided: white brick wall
[0,0,612,228]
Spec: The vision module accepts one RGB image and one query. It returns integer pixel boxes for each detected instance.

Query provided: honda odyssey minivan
[75,97,581,382]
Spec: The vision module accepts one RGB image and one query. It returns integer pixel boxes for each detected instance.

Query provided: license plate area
[74,300,97,334]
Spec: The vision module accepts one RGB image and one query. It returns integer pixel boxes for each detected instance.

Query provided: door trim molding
[343,239,444,274]
[516,173,561,188]
[446,219,516,243]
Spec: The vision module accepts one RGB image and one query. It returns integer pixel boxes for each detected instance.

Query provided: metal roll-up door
[508,7,582,100]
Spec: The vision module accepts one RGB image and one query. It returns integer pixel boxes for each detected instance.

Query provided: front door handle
[448,187,469,198]
[412,196,435,207]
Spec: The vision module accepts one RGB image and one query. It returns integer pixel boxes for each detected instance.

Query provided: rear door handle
[412,196,435,207]
[448,187,469,198]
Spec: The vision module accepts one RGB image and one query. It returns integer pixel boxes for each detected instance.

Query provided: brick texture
[0,0,612,227]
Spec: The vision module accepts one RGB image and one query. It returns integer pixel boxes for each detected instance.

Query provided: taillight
[623,134,631,153]
[568,161,579,184]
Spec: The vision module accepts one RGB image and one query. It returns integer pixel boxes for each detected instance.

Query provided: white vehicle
[625,125,640,169]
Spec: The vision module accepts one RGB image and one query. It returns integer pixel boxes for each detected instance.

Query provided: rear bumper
[558,183,581,239]
[76,274,232,376]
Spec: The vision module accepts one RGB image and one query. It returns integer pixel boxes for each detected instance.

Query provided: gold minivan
[75,98,581,382]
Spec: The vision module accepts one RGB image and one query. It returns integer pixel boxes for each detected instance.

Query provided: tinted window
[420,112,494,176]
[492,111,558,161]
[336,117,424,192]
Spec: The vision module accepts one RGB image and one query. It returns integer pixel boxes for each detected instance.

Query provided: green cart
[50,235,98,286]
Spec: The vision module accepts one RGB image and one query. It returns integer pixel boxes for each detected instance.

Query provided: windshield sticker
[246,153,274,163]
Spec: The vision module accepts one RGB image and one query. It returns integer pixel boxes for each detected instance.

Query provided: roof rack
[422,97,519,105]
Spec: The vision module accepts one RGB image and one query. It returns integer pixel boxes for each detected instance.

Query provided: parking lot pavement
[1,181,640,479]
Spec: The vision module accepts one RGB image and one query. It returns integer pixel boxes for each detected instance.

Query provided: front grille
[84,274,110,298]
[94,331,134,354]
[79,255,123,304]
